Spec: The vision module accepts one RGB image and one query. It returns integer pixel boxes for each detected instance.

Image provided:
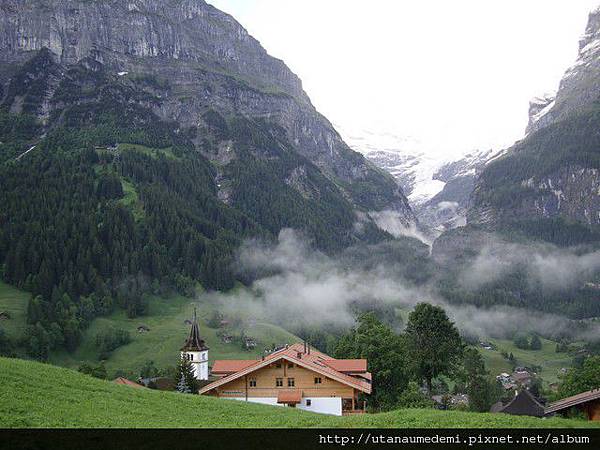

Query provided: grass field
[479,338,577,385]
[118,143,179,160]
[0,281,29,340]
[1,357,595,428]
[49,294,298,378]
[0,279,298,378]
[119,177,145,220]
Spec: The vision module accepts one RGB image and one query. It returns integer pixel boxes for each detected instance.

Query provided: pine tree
[175,356,198,394]
[176,374,191,394]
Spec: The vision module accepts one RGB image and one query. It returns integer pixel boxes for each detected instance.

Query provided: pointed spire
[181,307,209,352]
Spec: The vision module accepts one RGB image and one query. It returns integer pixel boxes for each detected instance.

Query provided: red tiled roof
[212,360,257,374]
[353,372,372,382]
[113,377,144,388]
[277,390,302,404]
[199,343,371,395]
[545,388,600,414]
[323,359,367,372]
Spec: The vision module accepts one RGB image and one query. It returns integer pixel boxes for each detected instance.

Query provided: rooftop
[199,343,372,395]
[545,388,600,414]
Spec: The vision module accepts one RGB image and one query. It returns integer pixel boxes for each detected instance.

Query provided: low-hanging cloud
[367,210,433,246]
[200,229,600,342]
[460,238,600,292]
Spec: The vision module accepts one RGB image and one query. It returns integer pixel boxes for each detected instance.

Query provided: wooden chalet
[198,343,371,416]
[545,388,600,421]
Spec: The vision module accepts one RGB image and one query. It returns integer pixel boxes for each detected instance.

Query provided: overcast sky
[207,0,598,157]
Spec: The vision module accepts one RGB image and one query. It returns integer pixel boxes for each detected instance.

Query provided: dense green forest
[0,50,389,358]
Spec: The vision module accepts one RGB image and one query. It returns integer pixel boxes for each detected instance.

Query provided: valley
[0,0,599,432]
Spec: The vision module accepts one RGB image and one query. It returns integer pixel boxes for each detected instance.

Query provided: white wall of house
[227,396,343,416]
[298,397,342,416]
[180,350,209,380]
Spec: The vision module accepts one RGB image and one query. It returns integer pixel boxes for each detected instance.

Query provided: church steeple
[181,308,209,352]
[180,308,209,381]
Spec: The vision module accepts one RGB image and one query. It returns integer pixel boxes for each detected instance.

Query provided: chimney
[303,341,307,354]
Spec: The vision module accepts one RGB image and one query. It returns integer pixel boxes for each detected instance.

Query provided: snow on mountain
[337,127,448,206]
[337,125,500,233]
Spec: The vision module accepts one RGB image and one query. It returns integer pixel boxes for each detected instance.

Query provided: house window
[276,378,283,387]
[249,379,256,387]
[288,378,295,387]
[314,377,322,384]
[189,354,194,361]
[306,399,312,407]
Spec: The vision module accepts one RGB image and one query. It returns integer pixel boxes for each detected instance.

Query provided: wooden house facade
[199,343,371,416]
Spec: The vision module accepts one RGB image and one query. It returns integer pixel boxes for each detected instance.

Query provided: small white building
[180,309,209,381]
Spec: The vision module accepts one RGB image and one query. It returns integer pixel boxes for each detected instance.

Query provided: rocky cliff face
[526,6,600,135]
[468,7,600,234]
[0,0,412,218]
[525,92,555,135]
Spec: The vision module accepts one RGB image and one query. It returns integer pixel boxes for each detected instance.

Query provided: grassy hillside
[0,282,579,385]
[49,294,298,377]
[0,281,29,339]
[479,338,578,385]
[1,357,595,428]
[0,280,298,377]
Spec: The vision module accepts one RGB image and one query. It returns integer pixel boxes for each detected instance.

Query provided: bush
[530,335,542,351]
[397,382,435,409]
[513,334,530,350]
[95,327,131,355]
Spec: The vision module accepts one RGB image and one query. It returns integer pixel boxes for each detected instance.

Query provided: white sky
[208,0,598,157]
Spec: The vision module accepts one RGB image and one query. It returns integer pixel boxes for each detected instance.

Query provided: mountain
[468,6,600,242]
[339,128,445,205]
[0,0,413,356]
[526,7,600,136]
[417,149,498,233]
[430,8,600,320]
[339,126,498,233]
[0,0,411,217]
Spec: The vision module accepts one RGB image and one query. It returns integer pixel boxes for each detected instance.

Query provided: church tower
[180,308,209,380]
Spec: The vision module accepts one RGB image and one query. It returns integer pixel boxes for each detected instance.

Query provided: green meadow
[0,281,29,340]
[0,357,595,428]
[479,338,578,385]
[49,294,298,377]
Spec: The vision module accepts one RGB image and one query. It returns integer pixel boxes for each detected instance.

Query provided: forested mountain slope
[0,0,411,356]
[469,7,600,240]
